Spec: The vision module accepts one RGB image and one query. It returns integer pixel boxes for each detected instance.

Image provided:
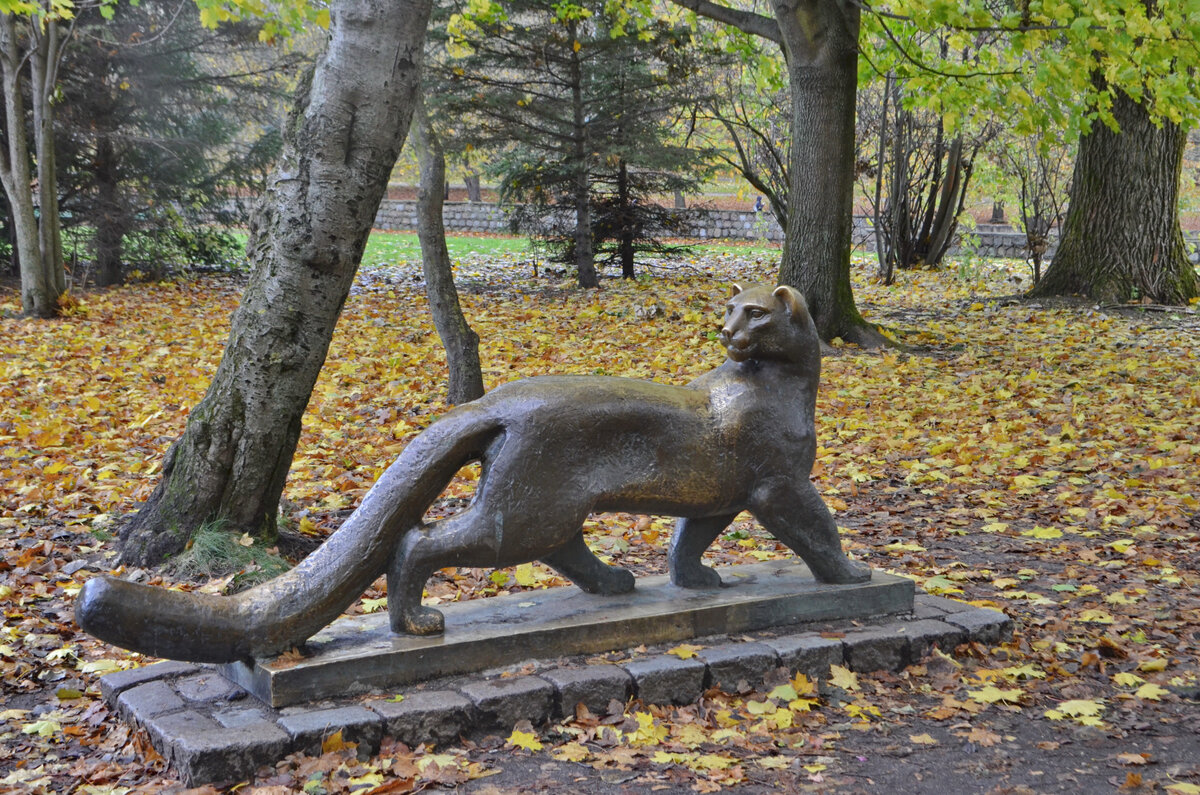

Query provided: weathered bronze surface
[76,284,871,663]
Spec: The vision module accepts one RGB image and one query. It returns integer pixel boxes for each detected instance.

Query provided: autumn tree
[118,0,432,565]
[865,0,1200,305]
[0,1,74,317]
[442,0,711,284]
[54,0,304,286]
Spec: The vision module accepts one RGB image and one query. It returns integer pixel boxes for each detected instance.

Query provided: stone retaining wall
[370,200,1057,259]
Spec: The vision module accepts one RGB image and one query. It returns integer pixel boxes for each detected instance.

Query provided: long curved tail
[75,407,504,663]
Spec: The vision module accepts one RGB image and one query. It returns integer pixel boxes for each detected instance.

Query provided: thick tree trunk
[1032,88,1198,304]
[464,172,482,203]
[412,97,485,405]
[773,0,884,346]
[118,0,433,566]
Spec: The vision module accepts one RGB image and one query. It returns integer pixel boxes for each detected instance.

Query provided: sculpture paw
[814,558,872,585]
[603,567,636,595]
[670,563,723,589]
[402,606,445,636]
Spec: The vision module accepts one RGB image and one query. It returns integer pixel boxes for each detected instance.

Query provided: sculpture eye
[748,309,766,319]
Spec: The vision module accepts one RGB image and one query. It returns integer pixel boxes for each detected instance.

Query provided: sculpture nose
[721,327,733,341]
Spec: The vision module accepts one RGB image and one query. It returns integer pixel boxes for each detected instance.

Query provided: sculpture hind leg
[387,514,503,636]
[668,513,737,588]
[542,532,635,594]
[751,481,870,584]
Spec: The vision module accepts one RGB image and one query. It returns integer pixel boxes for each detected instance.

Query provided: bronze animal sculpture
[76,284,870,663]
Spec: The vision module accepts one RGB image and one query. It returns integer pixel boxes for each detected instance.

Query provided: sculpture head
[721,283,816,365]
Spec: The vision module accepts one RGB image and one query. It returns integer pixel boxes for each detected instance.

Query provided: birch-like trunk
[412,96,485,405]
[119,0,433,565]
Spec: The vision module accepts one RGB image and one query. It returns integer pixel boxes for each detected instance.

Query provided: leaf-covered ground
[1,240,1199,793]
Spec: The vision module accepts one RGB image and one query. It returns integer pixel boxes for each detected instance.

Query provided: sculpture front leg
[751,481,870,584]
[668,513,737,588]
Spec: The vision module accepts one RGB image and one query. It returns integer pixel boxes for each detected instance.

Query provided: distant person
[754,195,764,213]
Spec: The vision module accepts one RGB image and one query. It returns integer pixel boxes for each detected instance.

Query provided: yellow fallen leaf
[828,664,859,692]
[909,733,939,745]
[1134,683,1169,701]
[552,742,590,762]
[968,686,1023,705]
[1021,526,1062,539]
[507,729,543,752]
[1056,698,1104,717]
[1139,658,1169,673]
[1165,783,1200,795]
[1113,672,1145,688]
[667,644,702,659]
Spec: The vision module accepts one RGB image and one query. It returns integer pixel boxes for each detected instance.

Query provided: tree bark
[93,133,125,287]
[617,158,635,278]
[412,96,485,405]
[0,14,59,317]
[1032,88,1198,304]
[118,0,433,566]
[568,19,599,288]
[773,0,884,346]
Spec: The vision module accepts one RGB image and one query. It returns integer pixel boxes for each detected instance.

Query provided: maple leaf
[967,686,1023,705]
[1112,672,1145,688]
[828,665,859,692]
[506,730,543,752]
[667,644,702,660]
[1134,683,1169,701]
[552,742,590,762]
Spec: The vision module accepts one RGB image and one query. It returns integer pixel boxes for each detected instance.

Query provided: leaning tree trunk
[773,0,884,347]
[1032,87,1198,304]
[412,96,485,405]
[118,0,433,566]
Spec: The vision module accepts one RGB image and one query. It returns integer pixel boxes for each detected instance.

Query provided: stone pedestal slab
[223,560,914,707]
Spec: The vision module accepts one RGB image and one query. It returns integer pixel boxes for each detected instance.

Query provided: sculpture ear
[773,285,807,319]
[729,283,744,298]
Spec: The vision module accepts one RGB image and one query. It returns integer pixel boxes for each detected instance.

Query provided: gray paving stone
[540,665,632,716]
[763,635,843,678]
[278,705,383,757]
[697,642,778,693]
[175,672,244,705]
[366,691,473,746]
[144,709,290,787]
[211,703,274,730]
[116,680,185,726]
[943,607,1013,645]
[622,655,706,706]
[457,676,554,730]
[901,619,969,661]
[916,594,974,614]
[842,626,908,673]
[99,661,198,701]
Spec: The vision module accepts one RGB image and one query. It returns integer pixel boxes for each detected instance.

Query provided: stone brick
[367,691,473,746]
[99,661,198,702]
[697,643,778,693]
[622,655,706,706]
[764,635,843,679]
[456,676,555,731]
[175,672,244,705]
[211,703,274,730]
[842,626,908,673]
[116,680,185,727]
[278,706,383,757]
[540,665,632,717]
[943,608,1013,645]
[901,619,969,662]
[144,709,290,787]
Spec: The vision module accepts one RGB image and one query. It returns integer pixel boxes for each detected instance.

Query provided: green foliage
[861,0,1200,138]
[439,0,717,276]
